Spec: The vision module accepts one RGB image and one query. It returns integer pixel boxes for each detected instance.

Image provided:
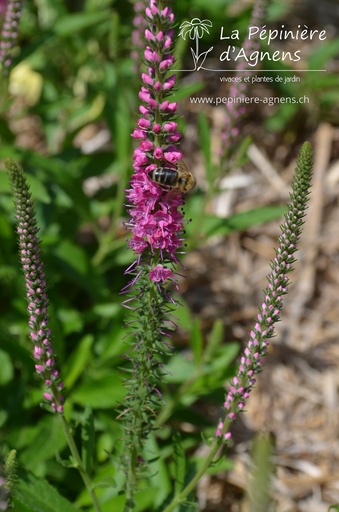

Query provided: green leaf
[308,39,339,70]
[0,169,11,193]
[57,308,84,335]
[93,303,121,318]
[172,432,186,495]
[53,11,111,36]
[143,435,172,508]
[0,349,14,384]
[19,417,66,469]
[63,334,94,390]
[94,476,117,489]
[204,319,224,361]
[190,319,203,365]
[174,297,194,332]
[232,136,252,169]
[165,354,195,384]
[81,407,95,475]
[13,472,79,512]
[186,203,286,238]
[26,174,51,204]
[72,374,126,408]
[167,81,204,103]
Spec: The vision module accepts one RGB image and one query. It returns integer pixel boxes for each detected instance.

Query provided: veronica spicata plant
[120,0,190,505]
[7,159,64,414]
[6,159,103,512]
[162,141,313,512]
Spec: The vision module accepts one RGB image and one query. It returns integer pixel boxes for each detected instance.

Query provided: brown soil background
[178,0,339,505]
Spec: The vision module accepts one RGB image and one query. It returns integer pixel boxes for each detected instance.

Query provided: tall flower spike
[161,143,313,512]
[0,0,22,73]
[6,159,64,414]
[121,0,191,506]
[216,142,313,441]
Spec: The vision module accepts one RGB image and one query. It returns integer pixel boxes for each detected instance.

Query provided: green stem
[124,444,138,512]
[162,372,248,511]
[163,437,223,512]
[58,415,102,512]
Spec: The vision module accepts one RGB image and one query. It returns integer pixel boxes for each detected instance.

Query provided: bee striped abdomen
[149,167,177,187]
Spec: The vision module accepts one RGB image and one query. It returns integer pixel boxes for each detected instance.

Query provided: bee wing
[176,160,189,173]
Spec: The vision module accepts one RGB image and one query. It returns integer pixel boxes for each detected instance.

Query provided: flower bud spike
[6,159,64,414]
[216,142,313,441]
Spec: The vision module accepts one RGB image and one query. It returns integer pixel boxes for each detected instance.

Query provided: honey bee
[148,160,196,193]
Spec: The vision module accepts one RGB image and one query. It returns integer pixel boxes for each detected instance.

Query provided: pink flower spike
[121,0,197,446]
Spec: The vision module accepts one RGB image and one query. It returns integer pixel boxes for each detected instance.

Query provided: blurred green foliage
[0,0,338,510]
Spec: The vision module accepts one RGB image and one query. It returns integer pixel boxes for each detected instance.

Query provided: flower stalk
[121,0,190,506]
[6,158,64,414]
[163,142,313,512]
[6,159,103,512]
